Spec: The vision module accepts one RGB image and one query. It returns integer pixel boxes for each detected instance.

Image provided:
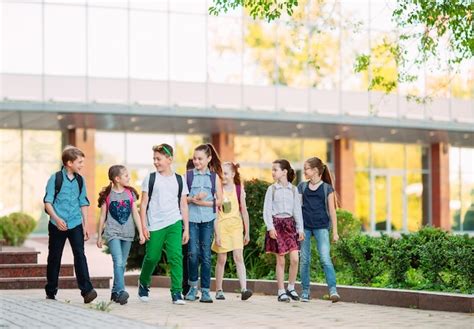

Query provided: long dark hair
[305,157,339,206]
[273,159,296,183]
[223,162,241,186]
[97,165,139,207]
[194,143,223,179]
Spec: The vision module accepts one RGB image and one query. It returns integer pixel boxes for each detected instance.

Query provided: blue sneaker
[172,292,186,305]
[301,291,310,302]
[138,282,150,302]
[200,288,213,303]
[185,286,198,301]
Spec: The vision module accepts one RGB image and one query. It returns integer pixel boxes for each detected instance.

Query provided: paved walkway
[2,288,472,328]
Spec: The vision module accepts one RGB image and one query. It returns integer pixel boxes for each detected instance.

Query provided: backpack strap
[323,182,331,224]
[271,184,276,202]
[210,171,217,213]
[298,181,308,206]
[53,171,63,203]
[235,184,242,211]
[146,172,156,212]
[175,173,183,207]
[186,169,194,193]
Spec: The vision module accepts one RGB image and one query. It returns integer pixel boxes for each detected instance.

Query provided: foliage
[210,0,299,21]
[0,212,36,246]
[89,300,113,312]
[335,209,362,239]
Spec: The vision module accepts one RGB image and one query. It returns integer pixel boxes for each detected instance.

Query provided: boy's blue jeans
[188,220,214,289]
[299,228,337,295]
[108,238,132,294]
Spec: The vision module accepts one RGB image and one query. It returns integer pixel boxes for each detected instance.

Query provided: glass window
[354,142,369,169]
[44,4,86,75]
[96,131,125,165]
[170,14,206,82]
[0,130,21,163]
[2,3,42,74]
[371,143,404,169]
[302,139,328,162]
[406,145,422,170]
[369,0,396,32]
[0,163,21,216]
[235,136,261,163]
[130,0,168,11]
[406,173,423,232]
[130,11,168,80]
[390,175,403,231]
[260,137,301,163]
[88,8,128,77]
[461,173,474,231]
[22,131,61,163]
[170,0,207,14]
[23,162,58,221]
[355,172,370,231]
[374,175,387,231]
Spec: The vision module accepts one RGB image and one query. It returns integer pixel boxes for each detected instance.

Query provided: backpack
[297,181,331,220]
[271,183,296,201]
[146,172,183,212]
[43,170,85,215]
[186,169,217,213]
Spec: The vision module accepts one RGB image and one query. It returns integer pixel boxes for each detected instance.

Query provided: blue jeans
[108,238,132,294]
[188,220,214,289]
[300,228,337,294]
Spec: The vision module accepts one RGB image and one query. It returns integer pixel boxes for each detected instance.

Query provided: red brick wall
[211,132,235,162]
[431,143,450,230]
[334,138,355,212]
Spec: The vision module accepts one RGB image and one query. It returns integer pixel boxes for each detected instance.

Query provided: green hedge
[0,212,36,246]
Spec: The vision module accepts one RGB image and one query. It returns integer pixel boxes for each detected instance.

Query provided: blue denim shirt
[188,168,216,223]
[43,168,90,229]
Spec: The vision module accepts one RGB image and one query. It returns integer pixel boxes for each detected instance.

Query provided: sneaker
[301,292,310,302]
[172,292,186,305]
[330,292,340,303]
[215,290,225,300]
[286,289,300,301]
[278,293,290,302]
[185,286,198,301]
[138,282,150,302]
[45,294,56,300]
[241,289,253,301]
[116,291,129,305]
[199,289,213,303]
[83,289,98,304]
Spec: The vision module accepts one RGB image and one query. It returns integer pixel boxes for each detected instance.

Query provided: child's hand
[244,233,250,246]
[139,233,146,245]
[182,229,189,245]
[55,218,67,231]
[298,232,305,241]
[96,238,103,248]
[83,229,90,241]
[332,232,339,242]
[195,191,207,200]
[142,226,150,240]
[214,234,221,247]
[269,229,277,239]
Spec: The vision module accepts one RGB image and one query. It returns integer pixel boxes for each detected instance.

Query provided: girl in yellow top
[212,162,252,301]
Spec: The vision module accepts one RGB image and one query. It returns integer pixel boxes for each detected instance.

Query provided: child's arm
[140,191,150,240]
[293,188,305,241]
[96,205,107,248]
[81,206,90,241]
[180,192,189,245]
[44,175,68,231]
[132,200,145,245]
[240,186,250,245]
[328,192,339,242]
[262,186,277,239]
[191,176,224,208]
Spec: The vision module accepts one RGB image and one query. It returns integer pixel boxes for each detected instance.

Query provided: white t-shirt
[141,172,189,231]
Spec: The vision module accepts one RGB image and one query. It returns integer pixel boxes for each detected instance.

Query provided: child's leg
[68,224,93,295]
[288,250,299,286]
[299,229,313,294]
[187,222,200,287]
[215,252,227,291]
[163,221,184,295]
[314,229,337,294]
[107,238,123,294]
[182,233,190,295]
[232,249,246,291]
[198,220,214,290]
[45,222,68,297]
[139,229,166,287]
[276,254,286,290]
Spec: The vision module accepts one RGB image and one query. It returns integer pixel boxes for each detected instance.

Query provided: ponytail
[272,159,295,183]
[195,143,223,179]
[98,183,113,208]
[305,157,339,207]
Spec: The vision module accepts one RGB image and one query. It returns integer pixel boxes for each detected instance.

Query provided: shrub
[336,209,362,239]
[0,212,36,246]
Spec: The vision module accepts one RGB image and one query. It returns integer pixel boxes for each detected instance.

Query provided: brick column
[333,138,355,212]
[431,142,450,230]
[211,132,235,162]
[65,128,97,234]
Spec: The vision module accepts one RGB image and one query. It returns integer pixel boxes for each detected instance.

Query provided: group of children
[43,143,340,306]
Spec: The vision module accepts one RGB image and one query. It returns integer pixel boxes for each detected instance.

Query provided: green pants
[139,220,183,294]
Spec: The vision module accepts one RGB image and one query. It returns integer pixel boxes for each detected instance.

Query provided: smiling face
[192,150,211,171]
[66,156,84,174]
[271,163,287,182]
[222,164,235,185]
[153,151,172,173]
[114,168,130,187]
[304,162,321,181]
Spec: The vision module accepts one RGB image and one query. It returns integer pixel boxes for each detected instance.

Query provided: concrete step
[0,276,111,290]
[0,264,74,278]
[0,251,39,264]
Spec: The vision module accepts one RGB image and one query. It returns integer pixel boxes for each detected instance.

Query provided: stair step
[0,264,74,278]
[0,251,39,264]
[0,276,111,289]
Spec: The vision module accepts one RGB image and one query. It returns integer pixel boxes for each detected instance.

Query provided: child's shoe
[199,288,213,303]
[172,292,186,305]
[277,293,290,302]
[300,291,310,302]
[215,290,225,300]
[116,291,129,305]
[241,289,253,301]
[329,292,340,303]
[138,282,150,302]
[286,289,300,301]
[185,286,198,301]
[111,292,118,302]
[83,289,97,304]
[45,294,56,300]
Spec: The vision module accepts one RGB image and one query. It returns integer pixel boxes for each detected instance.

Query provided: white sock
[278,289,286,296]
[287,284,295,291]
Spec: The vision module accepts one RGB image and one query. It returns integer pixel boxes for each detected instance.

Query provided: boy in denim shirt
[43,146,97,303]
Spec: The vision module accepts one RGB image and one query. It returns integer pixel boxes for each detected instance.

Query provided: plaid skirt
[265,216,299,255]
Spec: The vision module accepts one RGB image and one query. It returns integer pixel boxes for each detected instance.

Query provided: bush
[0,212,36,246]
[336,209,362,239]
